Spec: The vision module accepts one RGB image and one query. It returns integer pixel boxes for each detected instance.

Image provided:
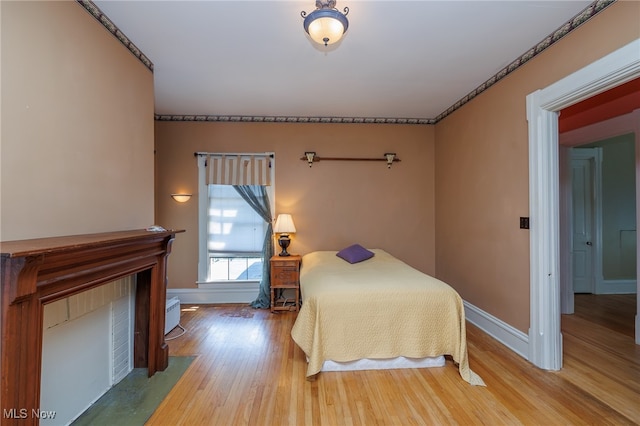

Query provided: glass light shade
[308,16,345,45]
[171,193,192,203]
[303,7,349,46]
[274,214,296,234]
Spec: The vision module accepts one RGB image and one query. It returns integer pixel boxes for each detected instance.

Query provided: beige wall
[1,1,154,241]
[6,0,635,338]
[434,1,640,332]
[155,122,435,288]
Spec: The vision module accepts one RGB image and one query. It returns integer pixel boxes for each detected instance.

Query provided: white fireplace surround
[40,277,135,425]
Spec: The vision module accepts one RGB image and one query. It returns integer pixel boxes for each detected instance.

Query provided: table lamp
[274,214,296,257]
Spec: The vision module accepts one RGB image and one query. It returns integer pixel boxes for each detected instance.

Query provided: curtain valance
[200,153,272,186]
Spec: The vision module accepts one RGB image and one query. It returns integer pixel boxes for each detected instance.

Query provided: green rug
[72,356,194,426]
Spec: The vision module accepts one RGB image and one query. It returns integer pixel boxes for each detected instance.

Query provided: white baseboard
[463,300,529,360]
[597,279,637,295]
[167,282,259,304]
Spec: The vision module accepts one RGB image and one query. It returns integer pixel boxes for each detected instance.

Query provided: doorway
[525,39,640,371]
[561,117,638,316]
[570,148,599,294]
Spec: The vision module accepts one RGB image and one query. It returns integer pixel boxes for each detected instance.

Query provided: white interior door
[571,149,596,293]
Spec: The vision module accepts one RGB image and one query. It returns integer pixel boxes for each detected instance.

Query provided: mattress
[290,249,484,385]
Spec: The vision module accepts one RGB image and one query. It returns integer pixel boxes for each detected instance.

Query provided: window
[196,153,275,285]
[207,185,267,281]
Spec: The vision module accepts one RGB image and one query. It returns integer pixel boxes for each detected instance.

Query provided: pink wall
[155,122,435,288]
[1,1,155,241]
[434,1,640,332]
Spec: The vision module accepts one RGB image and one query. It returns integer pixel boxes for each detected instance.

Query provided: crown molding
[80,0,615,125]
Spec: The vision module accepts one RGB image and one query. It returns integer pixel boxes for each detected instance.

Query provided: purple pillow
[336,244,374,264]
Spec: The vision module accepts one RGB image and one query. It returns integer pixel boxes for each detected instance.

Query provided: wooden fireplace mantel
[0,229,183,425]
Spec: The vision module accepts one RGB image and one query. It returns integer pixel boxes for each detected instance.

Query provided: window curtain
[196,152,274,291]
[234,185,274,309]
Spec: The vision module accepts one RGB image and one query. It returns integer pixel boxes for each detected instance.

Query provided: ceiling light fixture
[301,0,349,47]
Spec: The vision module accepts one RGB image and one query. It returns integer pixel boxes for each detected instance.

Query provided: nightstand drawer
[274,269,297,285]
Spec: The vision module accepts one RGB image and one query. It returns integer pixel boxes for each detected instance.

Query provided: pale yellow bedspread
[290,250,485,386]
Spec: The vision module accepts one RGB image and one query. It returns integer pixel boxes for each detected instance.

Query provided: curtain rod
[194,152,274,158]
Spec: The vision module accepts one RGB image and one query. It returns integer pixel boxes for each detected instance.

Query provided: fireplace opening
[40,276,136,425]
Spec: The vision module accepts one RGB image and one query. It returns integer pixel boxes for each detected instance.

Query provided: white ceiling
[93,0,595,121]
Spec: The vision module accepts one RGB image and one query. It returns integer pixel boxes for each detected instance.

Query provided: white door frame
[525,38,640,370]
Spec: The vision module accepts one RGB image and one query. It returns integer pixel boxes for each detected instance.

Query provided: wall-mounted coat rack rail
[301,152,400,168]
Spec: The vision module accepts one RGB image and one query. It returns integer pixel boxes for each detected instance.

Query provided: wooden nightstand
[270,254,301,313]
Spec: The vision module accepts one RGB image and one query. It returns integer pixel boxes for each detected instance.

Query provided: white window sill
[197,280,260,287]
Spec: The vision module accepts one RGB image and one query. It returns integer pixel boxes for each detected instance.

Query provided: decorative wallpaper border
[77,0,154,72]
[434,0,616,123]
[154,115,435,125]
[81,0,615,125]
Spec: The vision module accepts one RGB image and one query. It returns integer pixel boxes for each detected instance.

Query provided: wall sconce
[385,153,396,169]
[171,193,192,203]
[305,152,316,167]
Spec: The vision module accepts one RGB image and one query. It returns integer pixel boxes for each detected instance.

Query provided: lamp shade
[171,193,192,203]
[305,12,347,46]
[302,1,349,46]
[274,214,296,234]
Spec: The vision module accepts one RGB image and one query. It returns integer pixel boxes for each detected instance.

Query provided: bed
[290,248,484,386]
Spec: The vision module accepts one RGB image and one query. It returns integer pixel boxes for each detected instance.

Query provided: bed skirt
[318,355,446,372]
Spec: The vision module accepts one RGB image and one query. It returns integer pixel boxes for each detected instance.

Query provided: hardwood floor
[149,296,639,425]
[571,294,636,338]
